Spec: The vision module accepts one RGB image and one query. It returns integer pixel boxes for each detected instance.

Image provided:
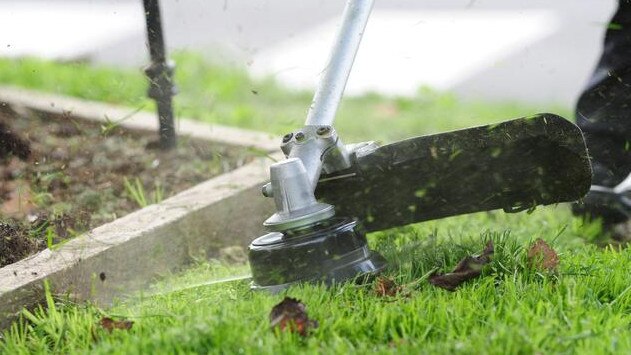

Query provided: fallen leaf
[429,240,494,291]
[99,317,133,333]
[269,297,318,337]
[527,238,559,271]
[374,276,402,297]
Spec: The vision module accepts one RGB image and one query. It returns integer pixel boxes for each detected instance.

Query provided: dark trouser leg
[574,0,631,226]
[576,0,631,186]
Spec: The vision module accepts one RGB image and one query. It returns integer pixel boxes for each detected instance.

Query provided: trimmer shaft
[248,217,387,292]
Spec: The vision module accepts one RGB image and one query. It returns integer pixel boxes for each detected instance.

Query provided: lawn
[1,54,630,354]
[0,53,568,143]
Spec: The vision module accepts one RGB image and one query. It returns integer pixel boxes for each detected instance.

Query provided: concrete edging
[0,87,280,328]
[0,86,280,153]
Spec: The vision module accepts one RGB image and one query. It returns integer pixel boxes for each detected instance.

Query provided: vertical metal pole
[143,0,177,149]
[304,0,374,127]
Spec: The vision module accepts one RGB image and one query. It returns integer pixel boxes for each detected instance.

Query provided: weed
[100,105,145,136]
[123,177,163,208]
[30,191,53,207]
[45,227,55,250]
[2,281,102,353]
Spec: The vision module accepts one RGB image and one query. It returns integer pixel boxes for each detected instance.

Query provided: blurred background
[0,0,616,107]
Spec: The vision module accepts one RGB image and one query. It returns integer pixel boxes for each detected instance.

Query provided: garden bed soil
[0,104,251,267]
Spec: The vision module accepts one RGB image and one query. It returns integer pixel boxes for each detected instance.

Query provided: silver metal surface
[282,125,351,189]
[305,0,374,127]
[263,158,335,231]
[261,182,273,197]
[346,141,379,159]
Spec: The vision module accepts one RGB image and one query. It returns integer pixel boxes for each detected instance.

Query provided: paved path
[0,0,617,106]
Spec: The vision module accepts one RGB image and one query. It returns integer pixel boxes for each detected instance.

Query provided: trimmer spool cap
[248,217,387,292]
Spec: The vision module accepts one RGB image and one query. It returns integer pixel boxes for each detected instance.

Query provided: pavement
[0,0,618,106]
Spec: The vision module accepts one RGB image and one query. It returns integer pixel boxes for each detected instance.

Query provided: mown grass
[1,54,629,354]
[0,53,568,143]
[1,208,630,354]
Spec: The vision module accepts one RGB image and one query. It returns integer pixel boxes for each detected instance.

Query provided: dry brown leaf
[99,317,134,333]
[269,297,318,337]
[374,276,403,297]
[429,240,494,291]
[527,238,559,271]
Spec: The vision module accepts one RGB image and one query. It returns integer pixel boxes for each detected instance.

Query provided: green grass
[2,208,630,354]
[1,54,628,353]
[0,53,568,143]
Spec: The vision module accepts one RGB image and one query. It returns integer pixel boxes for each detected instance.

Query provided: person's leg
[574,0,631,225]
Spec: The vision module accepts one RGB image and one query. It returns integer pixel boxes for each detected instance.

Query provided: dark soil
[0,104,252,267]
[0,223,36,266]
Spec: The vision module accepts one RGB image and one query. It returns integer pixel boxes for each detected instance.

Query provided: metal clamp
[282,125,351,184]
[262,125,353,231]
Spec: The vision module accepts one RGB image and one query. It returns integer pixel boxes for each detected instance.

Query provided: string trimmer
[247,0,592,291]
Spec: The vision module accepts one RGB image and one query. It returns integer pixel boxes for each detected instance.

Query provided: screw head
[316,126,331,136]
[295,132,305,141]
[282,133,293,143]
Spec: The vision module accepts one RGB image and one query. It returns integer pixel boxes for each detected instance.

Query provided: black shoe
[572,162,631,225]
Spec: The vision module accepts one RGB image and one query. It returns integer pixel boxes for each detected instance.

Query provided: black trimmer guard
[316,113,591,232]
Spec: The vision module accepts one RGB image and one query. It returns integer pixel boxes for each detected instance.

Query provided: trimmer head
[246,0,592,292]
[248,217,386,292]
[248,114,591,291]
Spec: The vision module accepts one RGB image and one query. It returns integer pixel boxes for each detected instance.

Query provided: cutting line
[142,274,252,298]
[319,172,357,182]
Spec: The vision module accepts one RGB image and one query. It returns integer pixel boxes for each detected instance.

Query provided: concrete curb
[0,86,280,153]
[0,87,281,328]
